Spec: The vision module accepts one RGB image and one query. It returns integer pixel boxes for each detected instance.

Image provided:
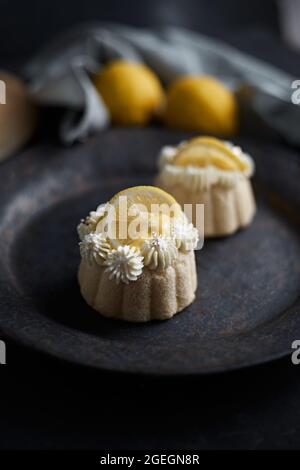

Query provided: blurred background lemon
[164,75,239,136]
[94,60,165,126]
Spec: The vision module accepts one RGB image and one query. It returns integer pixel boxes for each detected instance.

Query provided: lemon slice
[175,136,249,171]
[97,186,182,247]
[109,186,180,211]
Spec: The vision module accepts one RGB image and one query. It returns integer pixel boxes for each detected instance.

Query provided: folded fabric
[25,23,297,145]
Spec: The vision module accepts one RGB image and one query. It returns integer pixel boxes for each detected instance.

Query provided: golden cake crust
[156,175,256,237]
[78,250,197,322]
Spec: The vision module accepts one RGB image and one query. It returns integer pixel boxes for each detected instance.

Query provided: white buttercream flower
[104,245,144,284]
[141,233,178,270]
[77,203,107,240]
[79,233,111,265]
[158,146,177,168]
[172,218,199,252]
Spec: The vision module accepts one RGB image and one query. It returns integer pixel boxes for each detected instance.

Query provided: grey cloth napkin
[25,23,297,145]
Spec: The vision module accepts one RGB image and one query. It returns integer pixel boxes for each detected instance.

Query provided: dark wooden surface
[1,347,299,449]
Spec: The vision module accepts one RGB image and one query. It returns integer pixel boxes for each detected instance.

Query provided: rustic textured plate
[1,128,300,375]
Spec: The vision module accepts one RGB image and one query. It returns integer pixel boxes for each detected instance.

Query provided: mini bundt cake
[77,186,198,322]
[156,136,256,237]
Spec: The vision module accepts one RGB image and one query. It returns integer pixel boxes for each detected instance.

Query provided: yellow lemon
[94,60,165,125]
[97,186,181,247]
[164,75,239,136]
[174,136,249,171]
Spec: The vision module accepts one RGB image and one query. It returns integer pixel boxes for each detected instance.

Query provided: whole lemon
[94,60,165,126]
[164,75,238,136]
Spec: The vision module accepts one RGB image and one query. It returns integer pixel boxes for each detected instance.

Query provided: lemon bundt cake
[156,137,256,237]
[77,186,198,322]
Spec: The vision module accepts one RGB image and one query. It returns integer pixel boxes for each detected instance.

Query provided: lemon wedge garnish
[174,136,249,172]
[97,186,181,247]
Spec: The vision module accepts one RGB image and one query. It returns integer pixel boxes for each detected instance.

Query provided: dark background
[1,0,279,62]
[2,0,300,450]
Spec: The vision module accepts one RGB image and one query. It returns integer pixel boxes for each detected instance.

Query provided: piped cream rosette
[77,186,198,322]
[156,137,256,237]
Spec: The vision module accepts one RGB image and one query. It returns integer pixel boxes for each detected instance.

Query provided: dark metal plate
[1,128,300,375]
